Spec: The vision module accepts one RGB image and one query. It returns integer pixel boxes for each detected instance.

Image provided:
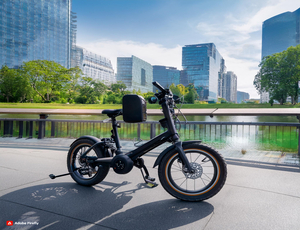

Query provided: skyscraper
[0,0,76,69]
[116,55,153,93]
[222,71,237,103]
[262,7,300,58]
[237,91,250,104]
[182,43,226,101]
[73,46,115,85]
[152,65,180,92]
[261,7,300,102]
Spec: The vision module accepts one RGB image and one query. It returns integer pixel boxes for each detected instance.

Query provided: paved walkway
[0,137,300,229]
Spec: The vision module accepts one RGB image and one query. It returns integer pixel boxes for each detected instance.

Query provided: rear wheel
[158,143,227,201]
[67,139,109,186]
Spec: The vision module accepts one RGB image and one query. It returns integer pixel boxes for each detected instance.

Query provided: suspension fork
[160,100,194,173]
[174,141,194,173]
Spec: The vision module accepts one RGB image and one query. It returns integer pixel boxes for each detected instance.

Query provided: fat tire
[158,143,227,201]
[67,139,109,186]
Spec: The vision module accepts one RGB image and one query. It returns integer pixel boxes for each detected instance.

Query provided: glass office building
[237,91,250,104]
[182,43,226,101]
[261,7,300,102]
[0,0,75,69]
[152,65,180,92]
[73,46,115,85]
[116,56,153,93]
[262,7,300,57]
[222,71,237,103]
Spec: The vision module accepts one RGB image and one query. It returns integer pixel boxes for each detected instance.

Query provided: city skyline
[72,0,300,98]
[0,0,75,69]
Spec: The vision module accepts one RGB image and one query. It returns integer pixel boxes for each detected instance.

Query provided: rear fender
[70,135,101,146]
[153,140,202,168]
[70,135,112,157]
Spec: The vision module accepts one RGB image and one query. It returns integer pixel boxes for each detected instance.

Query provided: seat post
[111,117,122,154]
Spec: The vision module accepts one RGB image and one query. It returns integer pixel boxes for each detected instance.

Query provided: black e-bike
[50,82,227,201]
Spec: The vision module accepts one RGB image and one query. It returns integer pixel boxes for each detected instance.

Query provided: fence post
[150,123,156,139]
[38,121,45,139]
[28,121,33,139]
[137,123,141,140]
[38,114,48,139]
[18,121,23,138]
[298,127,300,157]
[51,121,55,137]
[3,120,13,137]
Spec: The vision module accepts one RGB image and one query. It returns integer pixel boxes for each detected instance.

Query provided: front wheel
[158,143,227,201]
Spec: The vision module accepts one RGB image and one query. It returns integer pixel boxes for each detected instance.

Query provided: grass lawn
[0,102,299,109]
[0,103,122,109]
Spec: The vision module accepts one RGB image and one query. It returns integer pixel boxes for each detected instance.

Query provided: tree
[254,44,300,105]
[75,77,108,104]
[64,66,82,102]
[110,81,127,94]
[0,66,32,102]
[21,60,70,102]
[184,84,198,104]
[169,83,188,98]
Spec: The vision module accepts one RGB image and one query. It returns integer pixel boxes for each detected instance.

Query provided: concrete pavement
[0,137,300,230]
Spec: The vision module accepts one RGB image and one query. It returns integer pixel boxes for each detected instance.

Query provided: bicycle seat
[102,109,123,117]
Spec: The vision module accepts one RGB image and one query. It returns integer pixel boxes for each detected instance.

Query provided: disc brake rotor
[183,162,203,179]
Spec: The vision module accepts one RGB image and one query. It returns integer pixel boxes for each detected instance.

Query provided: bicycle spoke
[173,163,182,170]
[174,176,187,181]
[202,173,213,180]
[193,154,201,163]
[179,178,187,187]
[201,178,207,186]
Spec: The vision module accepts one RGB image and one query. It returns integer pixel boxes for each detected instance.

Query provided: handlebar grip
[152,81,165,92]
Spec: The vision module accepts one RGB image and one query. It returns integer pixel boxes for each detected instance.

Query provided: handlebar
[152,81,165,92]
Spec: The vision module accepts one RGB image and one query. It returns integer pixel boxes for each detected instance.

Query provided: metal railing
[1,118,300,155]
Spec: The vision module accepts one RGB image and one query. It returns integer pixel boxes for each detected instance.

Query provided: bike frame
[85,84,194,173]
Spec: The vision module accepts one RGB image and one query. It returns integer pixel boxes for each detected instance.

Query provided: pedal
[143,172,158,188]
[145,178,158,188]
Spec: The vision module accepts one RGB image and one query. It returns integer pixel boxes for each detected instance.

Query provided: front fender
[153,140,202,168]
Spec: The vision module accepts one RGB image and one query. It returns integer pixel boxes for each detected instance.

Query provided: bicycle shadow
[98,198,214,230]
[0,181,214,230]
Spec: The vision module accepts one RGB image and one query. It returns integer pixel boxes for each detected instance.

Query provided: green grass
[0,103,122,109]
[0,102,299,109]
[148,103,299,109]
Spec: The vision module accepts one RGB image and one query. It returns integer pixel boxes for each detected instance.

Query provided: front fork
[174,141,194,173]
[161,100,194,173]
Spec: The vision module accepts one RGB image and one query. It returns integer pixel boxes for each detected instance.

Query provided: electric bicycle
[50,81,227,201]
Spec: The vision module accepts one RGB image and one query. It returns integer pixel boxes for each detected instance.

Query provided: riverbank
[1,102,300,109]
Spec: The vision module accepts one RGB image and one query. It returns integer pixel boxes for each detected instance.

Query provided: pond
[0,113,299,153]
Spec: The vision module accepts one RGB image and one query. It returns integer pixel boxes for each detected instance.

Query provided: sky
[72,0,300,99]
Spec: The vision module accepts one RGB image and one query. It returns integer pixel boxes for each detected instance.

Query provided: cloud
[77,1,299,99]
[233,0,300,33]
[78,39,182,72]
[195,0,299,98]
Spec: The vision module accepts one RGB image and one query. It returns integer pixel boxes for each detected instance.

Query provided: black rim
[71,144,99,180]
[166,149,219,195]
